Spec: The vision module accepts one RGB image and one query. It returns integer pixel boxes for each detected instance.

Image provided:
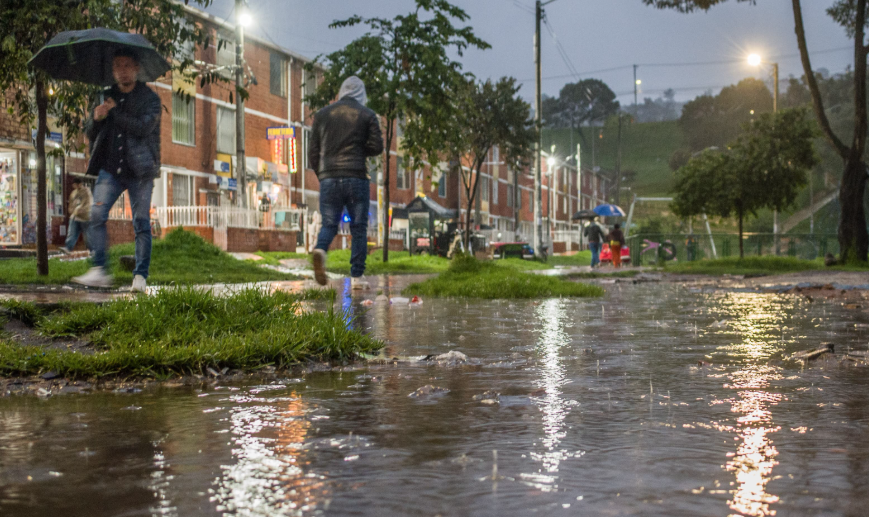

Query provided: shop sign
[31,130,62,144]
[218,177,237,191]
[266,127,295,140]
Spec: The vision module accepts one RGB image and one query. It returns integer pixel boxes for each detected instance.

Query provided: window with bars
[270,51,287,97]
[216,33,235,79]
[438,169,447,198]
[507,184,514,208]
[216,106,235,154]
[171,94,195,145]
[492,178,498,204]
[481,176,489,202]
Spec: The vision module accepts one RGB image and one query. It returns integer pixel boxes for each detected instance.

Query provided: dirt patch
[3,318,94,355]
[779,284,869,308]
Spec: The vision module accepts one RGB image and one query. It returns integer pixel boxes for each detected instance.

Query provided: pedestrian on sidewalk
[607,223,626,268]
[61,177,92,254]
[308,76,384,289]
[584,217,606,268]
[72,48,161,292]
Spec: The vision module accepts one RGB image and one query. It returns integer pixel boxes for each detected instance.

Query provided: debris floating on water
[791,343,835,362]
[408,385,450,398]
[473,390,500,404]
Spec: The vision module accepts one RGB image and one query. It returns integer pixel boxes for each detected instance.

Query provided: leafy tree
[679,78,773,151]
[542,78,618,147]
[625,88,683,122]
[671,109,818,257]
[443,77,535,249]
[304,0,488,263]
[0,0,215,275]
[644,0,869,263]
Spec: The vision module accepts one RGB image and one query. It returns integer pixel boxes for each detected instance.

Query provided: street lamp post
[748,54,780,251]
[235,0,251,208]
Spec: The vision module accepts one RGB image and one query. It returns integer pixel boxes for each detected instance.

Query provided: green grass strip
[0,286,378,379]
[663,256,869,276]
[0,229,298,286]
[402,255,605,299]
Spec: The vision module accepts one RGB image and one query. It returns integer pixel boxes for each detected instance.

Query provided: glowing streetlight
[547,156,556,168]
[747,53,762,67]
[635,79,642,86]
[238,10,253,27]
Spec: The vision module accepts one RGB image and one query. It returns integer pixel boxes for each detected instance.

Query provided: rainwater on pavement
[2,277,869,516]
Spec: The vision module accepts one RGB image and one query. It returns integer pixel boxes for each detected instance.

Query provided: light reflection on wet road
[2,280,869,516]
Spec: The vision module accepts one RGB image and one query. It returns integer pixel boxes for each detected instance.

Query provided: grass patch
[0,229,298,286]
[663,256,832,276]
[0,287,379,379]
[548,251,592,267]
[402,255,605,299]
[324,249,451,275]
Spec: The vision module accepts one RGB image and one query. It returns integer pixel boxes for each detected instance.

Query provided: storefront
[0,150,20,245]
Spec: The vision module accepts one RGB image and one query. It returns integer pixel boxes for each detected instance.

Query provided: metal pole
[577,143,582,248]
[615,114,622,206]
[235,0,247,208]
[534,0,543,257]
[633,64,638,107]
[772,62,779,254]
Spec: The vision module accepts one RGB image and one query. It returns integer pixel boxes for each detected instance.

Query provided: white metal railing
[552,229,582,250]
[156,206,304,231]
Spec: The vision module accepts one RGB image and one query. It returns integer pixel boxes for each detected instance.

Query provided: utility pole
[633,64,638,107]
[533,0,557,258]
[235,0,248,208]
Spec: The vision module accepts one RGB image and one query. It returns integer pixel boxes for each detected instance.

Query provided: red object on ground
[600,244,630,263]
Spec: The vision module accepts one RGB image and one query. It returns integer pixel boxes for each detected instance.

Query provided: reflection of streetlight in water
[717,294,786,516]
[529,299,579,484]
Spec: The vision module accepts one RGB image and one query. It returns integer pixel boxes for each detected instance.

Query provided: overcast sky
[206,0,853,105]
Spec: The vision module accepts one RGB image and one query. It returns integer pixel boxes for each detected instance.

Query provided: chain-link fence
[626,233,839,266]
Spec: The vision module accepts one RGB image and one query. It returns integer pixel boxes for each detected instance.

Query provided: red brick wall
[162,225,213,242]
[222,227,297,252]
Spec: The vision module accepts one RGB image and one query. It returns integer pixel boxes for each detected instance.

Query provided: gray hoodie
[338,76,367,105]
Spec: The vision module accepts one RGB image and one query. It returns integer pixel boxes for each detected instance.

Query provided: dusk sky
[206,0,853,105]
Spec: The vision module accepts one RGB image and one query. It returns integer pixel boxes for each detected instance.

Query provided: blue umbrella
[593,204,626,217]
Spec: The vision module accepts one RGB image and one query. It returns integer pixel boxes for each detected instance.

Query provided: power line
[518,45,853,83]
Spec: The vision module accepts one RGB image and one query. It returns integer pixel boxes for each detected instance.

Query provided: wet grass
[662,256,869,276]
[323,249,452,276]
[402,255,605,299]
[0,229,298,286]
[548,250,593,267]
[0,287,379,379]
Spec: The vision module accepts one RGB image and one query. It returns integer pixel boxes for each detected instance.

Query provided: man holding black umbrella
[72,48,160,292]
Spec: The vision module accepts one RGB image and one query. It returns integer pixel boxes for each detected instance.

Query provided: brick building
[1,4,611,254]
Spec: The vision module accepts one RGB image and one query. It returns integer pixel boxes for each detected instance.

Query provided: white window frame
[216,106,235,154]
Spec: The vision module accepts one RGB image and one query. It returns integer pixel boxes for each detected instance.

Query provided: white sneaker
[58,246,72,254]
[312,249,328,286]
[351,276,369,290]
[72,267,113,288]
[131,275,147,293]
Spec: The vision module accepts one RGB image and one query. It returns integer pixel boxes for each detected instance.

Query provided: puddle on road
[2,282,869,516]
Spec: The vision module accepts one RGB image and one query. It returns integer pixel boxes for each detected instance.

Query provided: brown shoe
[312,249,327,286]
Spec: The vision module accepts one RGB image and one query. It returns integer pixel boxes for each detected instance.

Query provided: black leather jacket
[309,97,384,180]
[85,82,161,180]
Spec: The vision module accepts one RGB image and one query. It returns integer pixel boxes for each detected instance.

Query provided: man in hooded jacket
[308,76,384,289]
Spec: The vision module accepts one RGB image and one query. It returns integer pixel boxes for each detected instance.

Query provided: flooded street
[2,280,869,516]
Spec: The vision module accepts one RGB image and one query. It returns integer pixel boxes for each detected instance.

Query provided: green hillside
[542,120,684,197]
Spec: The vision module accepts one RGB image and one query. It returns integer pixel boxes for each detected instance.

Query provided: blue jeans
[315,177,370,278]
[65,218,89,251]
[88,169,154,278]
[589,242,602,267]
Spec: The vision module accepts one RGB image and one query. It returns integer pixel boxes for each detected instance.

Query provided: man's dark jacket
[84,82,161,180]
[584,223,606,243]
[309,97,384,180]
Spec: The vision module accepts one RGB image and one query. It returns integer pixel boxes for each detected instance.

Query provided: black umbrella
[572,209,597,220]
[28,28,170,86]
